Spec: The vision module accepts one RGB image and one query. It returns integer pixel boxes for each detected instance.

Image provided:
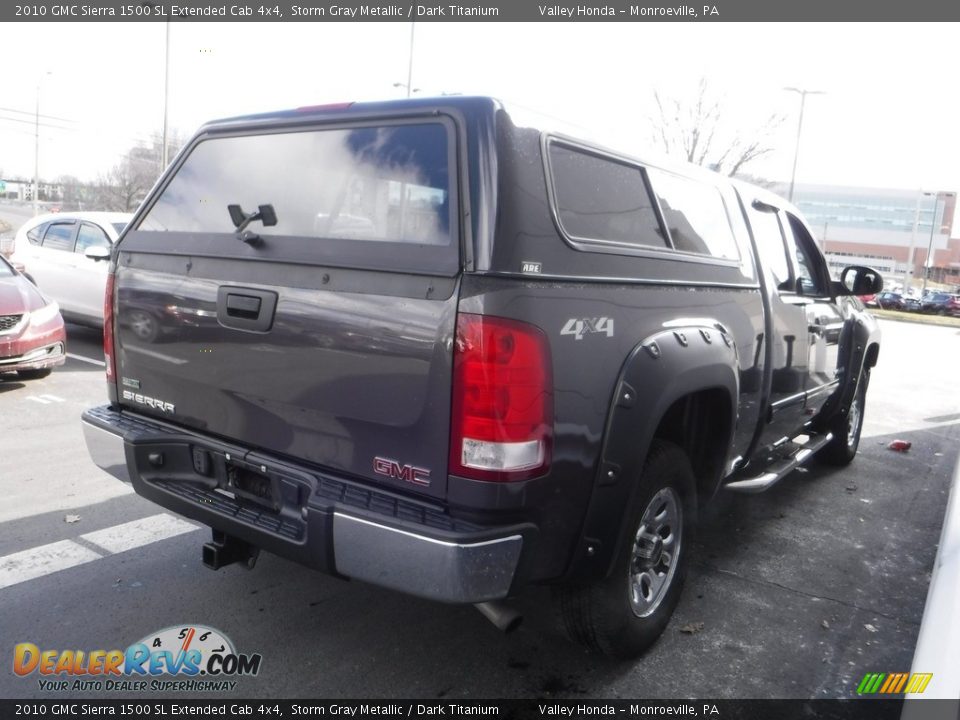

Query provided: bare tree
[651,78,784,178]
[91,132,184,212]
[55,174,90,211]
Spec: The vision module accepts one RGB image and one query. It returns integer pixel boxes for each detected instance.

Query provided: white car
[11,212,132,326]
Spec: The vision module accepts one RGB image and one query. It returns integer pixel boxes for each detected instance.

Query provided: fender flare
[562,323,739,583]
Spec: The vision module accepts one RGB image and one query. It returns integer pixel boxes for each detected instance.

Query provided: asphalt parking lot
[0,318,957,700]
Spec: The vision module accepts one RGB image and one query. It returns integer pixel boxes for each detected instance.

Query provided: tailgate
[112,118,461,500]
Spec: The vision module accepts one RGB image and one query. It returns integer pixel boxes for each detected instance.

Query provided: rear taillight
[103,271,116,382]
[450,314,552,482]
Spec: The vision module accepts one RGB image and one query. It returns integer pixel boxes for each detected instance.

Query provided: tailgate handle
[226,293,262,319]
[217,286,277,333]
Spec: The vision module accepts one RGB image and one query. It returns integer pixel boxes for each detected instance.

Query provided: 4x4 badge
[561,317,615,340]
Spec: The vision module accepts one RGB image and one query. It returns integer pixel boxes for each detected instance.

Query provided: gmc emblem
[373,457,431,487]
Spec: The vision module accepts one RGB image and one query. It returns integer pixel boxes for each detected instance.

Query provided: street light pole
[920,191,955,296]
[784,87,825,203]
[392,82,420,96]
[405,22,416,99]
[903,190,930,295]
[161,21,170,169]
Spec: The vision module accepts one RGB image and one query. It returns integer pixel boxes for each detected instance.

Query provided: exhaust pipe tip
[474,601,523,634]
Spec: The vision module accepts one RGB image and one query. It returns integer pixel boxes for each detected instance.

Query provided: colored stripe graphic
[892,674,909,693]
[905,673,933,694]
[879,674,897,693]
[858,672,933,694]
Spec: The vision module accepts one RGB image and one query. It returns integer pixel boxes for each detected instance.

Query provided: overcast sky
[2,22,957,193]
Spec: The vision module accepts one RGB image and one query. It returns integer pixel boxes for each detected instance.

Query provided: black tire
[820,369,869,466]
[17,368,52,380]
[555,440,697,659]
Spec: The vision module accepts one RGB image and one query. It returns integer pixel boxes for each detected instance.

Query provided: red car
[0,255,66,379]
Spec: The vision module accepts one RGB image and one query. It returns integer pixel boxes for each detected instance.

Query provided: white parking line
[81,513,197,554]
[67,353,106,367]
[0,514,200,591]
[0,540,102,590]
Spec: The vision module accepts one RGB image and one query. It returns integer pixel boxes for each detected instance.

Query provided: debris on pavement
[679,622,705,634]
[887,440,912,452]
[821,620,830,629]
[64,514,81,523]
[864,623,878,633]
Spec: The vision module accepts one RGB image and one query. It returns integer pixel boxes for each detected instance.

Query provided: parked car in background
[919,292,958,315]
[0,254,66,379]
[860,293,877,307]
[945,295,960,318]
[11,212,132,326]
[902,296,922,312]
[873,291,905,310]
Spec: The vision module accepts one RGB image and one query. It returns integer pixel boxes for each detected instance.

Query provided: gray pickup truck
[82,96,881,658]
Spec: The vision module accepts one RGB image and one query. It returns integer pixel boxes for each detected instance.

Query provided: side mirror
[84,246,111,262]
[835,265,883,296]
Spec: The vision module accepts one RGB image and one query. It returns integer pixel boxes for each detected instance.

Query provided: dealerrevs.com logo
[14,625,262,692]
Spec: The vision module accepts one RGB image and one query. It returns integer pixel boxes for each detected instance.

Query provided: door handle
[216,286,277,332]
[225,293,262,319]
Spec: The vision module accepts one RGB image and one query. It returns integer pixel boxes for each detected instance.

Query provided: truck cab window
[746,203,791,291]
[785,213,826,296]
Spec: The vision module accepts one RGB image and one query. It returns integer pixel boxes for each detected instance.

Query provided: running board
[724,433,834,494]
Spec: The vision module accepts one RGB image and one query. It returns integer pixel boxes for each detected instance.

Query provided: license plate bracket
[225,462,279,511]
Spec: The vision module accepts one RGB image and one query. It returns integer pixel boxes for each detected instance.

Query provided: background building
[771,183,960,290]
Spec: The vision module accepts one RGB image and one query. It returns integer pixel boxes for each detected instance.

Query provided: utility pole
[920,191,955,296]
[162,21,171,169]
[903,191,929,295]
[32,72,51,217]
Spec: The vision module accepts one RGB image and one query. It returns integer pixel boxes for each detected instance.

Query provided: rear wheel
[127,309,161,343]
[17,368,52,380]
[820,369,869,466]
[556,440,696,659]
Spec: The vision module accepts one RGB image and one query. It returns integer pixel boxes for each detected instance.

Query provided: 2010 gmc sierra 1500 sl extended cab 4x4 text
[81,96,881,658]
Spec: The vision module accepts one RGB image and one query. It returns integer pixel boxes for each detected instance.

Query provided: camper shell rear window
[135,118,459,275]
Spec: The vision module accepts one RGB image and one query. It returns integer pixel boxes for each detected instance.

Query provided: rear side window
[41,222,76,252]
[27,222,49,245]
[647,168,739,260]
[139,122,453,248]
[76,223,111,254]
[547,143,665,248]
